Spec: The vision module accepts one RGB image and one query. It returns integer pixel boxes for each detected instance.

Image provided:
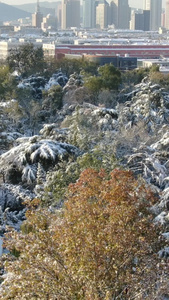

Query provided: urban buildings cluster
[0,1,168,35]
[1,0,169,72]
[59,0,164,31]
[31,0,166,32]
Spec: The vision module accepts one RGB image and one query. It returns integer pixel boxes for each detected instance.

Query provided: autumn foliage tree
[0,169,161,299]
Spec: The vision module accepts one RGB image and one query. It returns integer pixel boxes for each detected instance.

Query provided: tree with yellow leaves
[0,169,161,299]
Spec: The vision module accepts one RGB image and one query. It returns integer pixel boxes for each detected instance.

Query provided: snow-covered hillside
[0,76,169,268]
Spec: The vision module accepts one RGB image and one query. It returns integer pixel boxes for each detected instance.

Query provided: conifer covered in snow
[0,137,80,186]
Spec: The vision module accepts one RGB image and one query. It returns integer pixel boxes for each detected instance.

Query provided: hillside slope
[0,3,31,22]
[13,1,59,14]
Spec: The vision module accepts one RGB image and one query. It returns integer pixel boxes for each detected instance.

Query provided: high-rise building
[150,0,162,30]
[130,9,150,31]
[144,0,162,30]
[110,0,130,29]
[143,10,151,31]
[83,0,95,28]
[161,9,165,28]
[165,1,169,29]
[61,0,80,29]
[57,2,62,29]
[32,0,43,28]
[96,0,109,29]
[130,10,142,30]
[41,14,57,32]
[143,0,150,10]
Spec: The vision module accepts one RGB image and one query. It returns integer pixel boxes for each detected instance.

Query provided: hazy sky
[0,0,166,9]
[0,0,143,7]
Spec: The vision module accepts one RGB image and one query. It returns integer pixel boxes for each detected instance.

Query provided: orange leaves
[60,168,159,297]
[66,168,154,218]
[1,168,161,299]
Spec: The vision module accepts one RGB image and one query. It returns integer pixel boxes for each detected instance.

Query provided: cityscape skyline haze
[0,0,166,9]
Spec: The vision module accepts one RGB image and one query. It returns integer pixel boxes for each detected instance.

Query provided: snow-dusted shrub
[40,124,69,142]
[0,184,35,231]
[17,76,47,100]
[43,145,118,206]
[0,137,80,186]
[17,72,67,102]
[45,72,68,89]
[61,104,120,150]
[42,85,63,111]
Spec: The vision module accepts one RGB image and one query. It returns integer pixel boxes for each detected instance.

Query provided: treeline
[0,42,167,103]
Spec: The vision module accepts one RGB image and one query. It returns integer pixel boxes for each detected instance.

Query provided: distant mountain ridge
[0,3,31,22]
[14,1,60,14]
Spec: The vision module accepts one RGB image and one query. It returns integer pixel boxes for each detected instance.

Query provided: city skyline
[0,0,166,8]
[0,0,155,8]
[0,0,167,9]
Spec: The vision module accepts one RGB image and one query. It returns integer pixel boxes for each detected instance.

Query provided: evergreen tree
[7,43,45,77]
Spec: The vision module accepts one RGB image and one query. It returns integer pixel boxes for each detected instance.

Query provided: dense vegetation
[1,170,162,299]
[0,43,169,299]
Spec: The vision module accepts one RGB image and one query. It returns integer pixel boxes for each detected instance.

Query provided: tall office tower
[61,0,80,29]
[130,9,150,31]
[144,0,162,30]
[110,0,130,29]
[150,0,162,30]
[165,1,169,29]
[143,0,150,10]
[41,14,57,31]
[83,0,96,28]
[161,9,165,28]
[143,10,150,31]
[57,2,62,28]
[32,0,43,28]
[108,2,113,26]
[130,10,143,30]
[96,0,109,29]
